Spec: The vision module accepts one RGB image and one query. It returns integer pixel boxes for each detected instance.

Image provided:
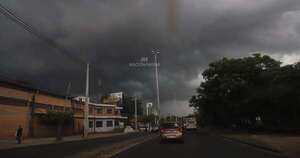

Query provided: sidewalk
[0,132,131,150]
[221,132,300,158]
[246,135,300,158]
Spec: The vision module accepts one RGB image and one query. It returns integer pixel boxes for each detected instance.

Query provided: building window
[96,108,103,114]
[65,107,71,112]
[114,110,119,115]
[107,108,113,114]
[107,121,113,127]
[115,120,119,127]
[89,107,93,114]
[96,121,103,127]
[89,121,94,128]
[53,106,64,111]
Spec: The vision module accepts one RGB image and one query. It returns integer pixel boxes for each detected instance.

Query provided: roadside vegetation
[39,110,73,141]
[190,54,300,132]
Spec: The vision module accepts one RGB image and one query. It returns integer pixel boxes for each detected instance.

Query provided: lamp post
[152,50,160,122]
[146,102,153,131]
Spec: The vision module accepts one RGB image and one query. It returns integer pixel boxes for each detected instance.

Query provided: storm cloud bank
[1,0,300,116]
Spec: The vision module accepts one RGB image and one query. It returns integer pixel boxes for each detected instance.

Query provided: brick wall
[35,93,71,108]
[74,117,84,135]
[0,82,125,139]
[0,103,30,139]
[0,86,32,101]
[32,116,74,138]
[0,84,79,139]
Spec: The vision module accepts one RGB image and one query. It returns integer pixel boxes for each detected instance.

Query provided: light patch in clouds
[188,72,204,88]
[161,99,194,117]
[270,52,300,65]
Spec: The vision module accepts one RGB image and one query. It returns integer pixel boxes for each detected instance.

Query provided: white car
[124,126,135,133]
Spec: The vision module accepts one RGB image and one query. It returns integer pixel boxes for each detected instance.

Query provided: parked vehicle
[124,126,135,133]
[184,117,197,130]
[160,122,184,143]
[151,125,159,132]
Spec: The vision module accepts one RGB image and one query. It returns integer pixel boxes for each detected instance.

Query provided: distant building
[73,96,127,133]
[73,96,88,102]
[88,103,127,132]
[101,92,123,105]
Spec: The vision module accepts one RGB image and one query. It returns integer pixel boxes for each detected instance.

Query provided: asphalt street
[0,132,149,158]
[113,131,287,158]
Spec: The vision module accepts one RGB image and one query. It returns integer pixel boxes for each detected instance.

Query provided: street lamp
[146,102,153,116]
[146,102,153,132]
[152,50,160,122]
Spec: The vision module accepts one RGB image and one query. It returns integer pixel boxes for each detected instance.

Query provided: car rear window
[161,123,179,128]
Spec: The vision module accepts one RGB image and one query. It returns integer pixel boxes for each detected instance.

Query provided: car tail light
[177,128,183,132]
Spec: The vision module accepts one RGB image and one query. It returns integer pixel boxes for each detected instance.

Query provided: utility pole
[134,96,138,130]
[65,82,71,100]
[84,63,90,138]
[174,92,177,107]
[152,50,160,122]
[146,103,149,131]
[64,82,71,111]
[146,103,149,116]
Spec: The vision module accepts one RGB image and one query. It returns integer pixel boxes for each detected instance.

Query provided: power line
[0,3,86,65]
[0,3,107,74]
[0,3,108,97]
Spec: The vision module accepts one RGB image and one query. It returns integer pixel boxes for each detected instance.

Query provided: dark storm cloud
[1,0,300,116]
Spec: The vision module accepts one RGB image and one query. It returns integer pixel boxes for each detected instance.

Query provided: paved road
[0,132,149,158]
[113,131,287,158]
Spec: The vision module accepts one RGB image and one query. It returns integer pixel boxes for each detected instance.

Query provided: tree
[189,54,294,129]
[121,95,143,123]
[39,110,73,141]
[140,114,157,131]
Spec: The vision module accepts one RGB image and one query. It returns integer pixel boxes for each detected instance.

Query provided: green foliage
[190,54,300,129]
[141,114,157,124]
[40,110,73,126]
[39,110,73,141]
[121,95,143,120]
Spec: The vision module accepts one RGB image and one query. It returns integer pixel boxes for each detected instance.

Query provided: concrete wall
[89,119,115,133]
[91,106,121,117]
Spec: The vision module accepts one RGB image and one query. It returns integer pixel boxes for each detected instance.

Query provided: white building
[88,102,127,132]
[73,96,128,133]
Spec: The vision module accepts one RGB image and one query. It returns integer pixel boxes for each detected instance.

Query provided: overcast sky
[1,0,300,116]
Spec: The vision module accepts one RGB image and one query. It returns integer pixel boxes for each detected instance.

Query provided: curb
[221,135,281,153]
[0,132,135,150]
